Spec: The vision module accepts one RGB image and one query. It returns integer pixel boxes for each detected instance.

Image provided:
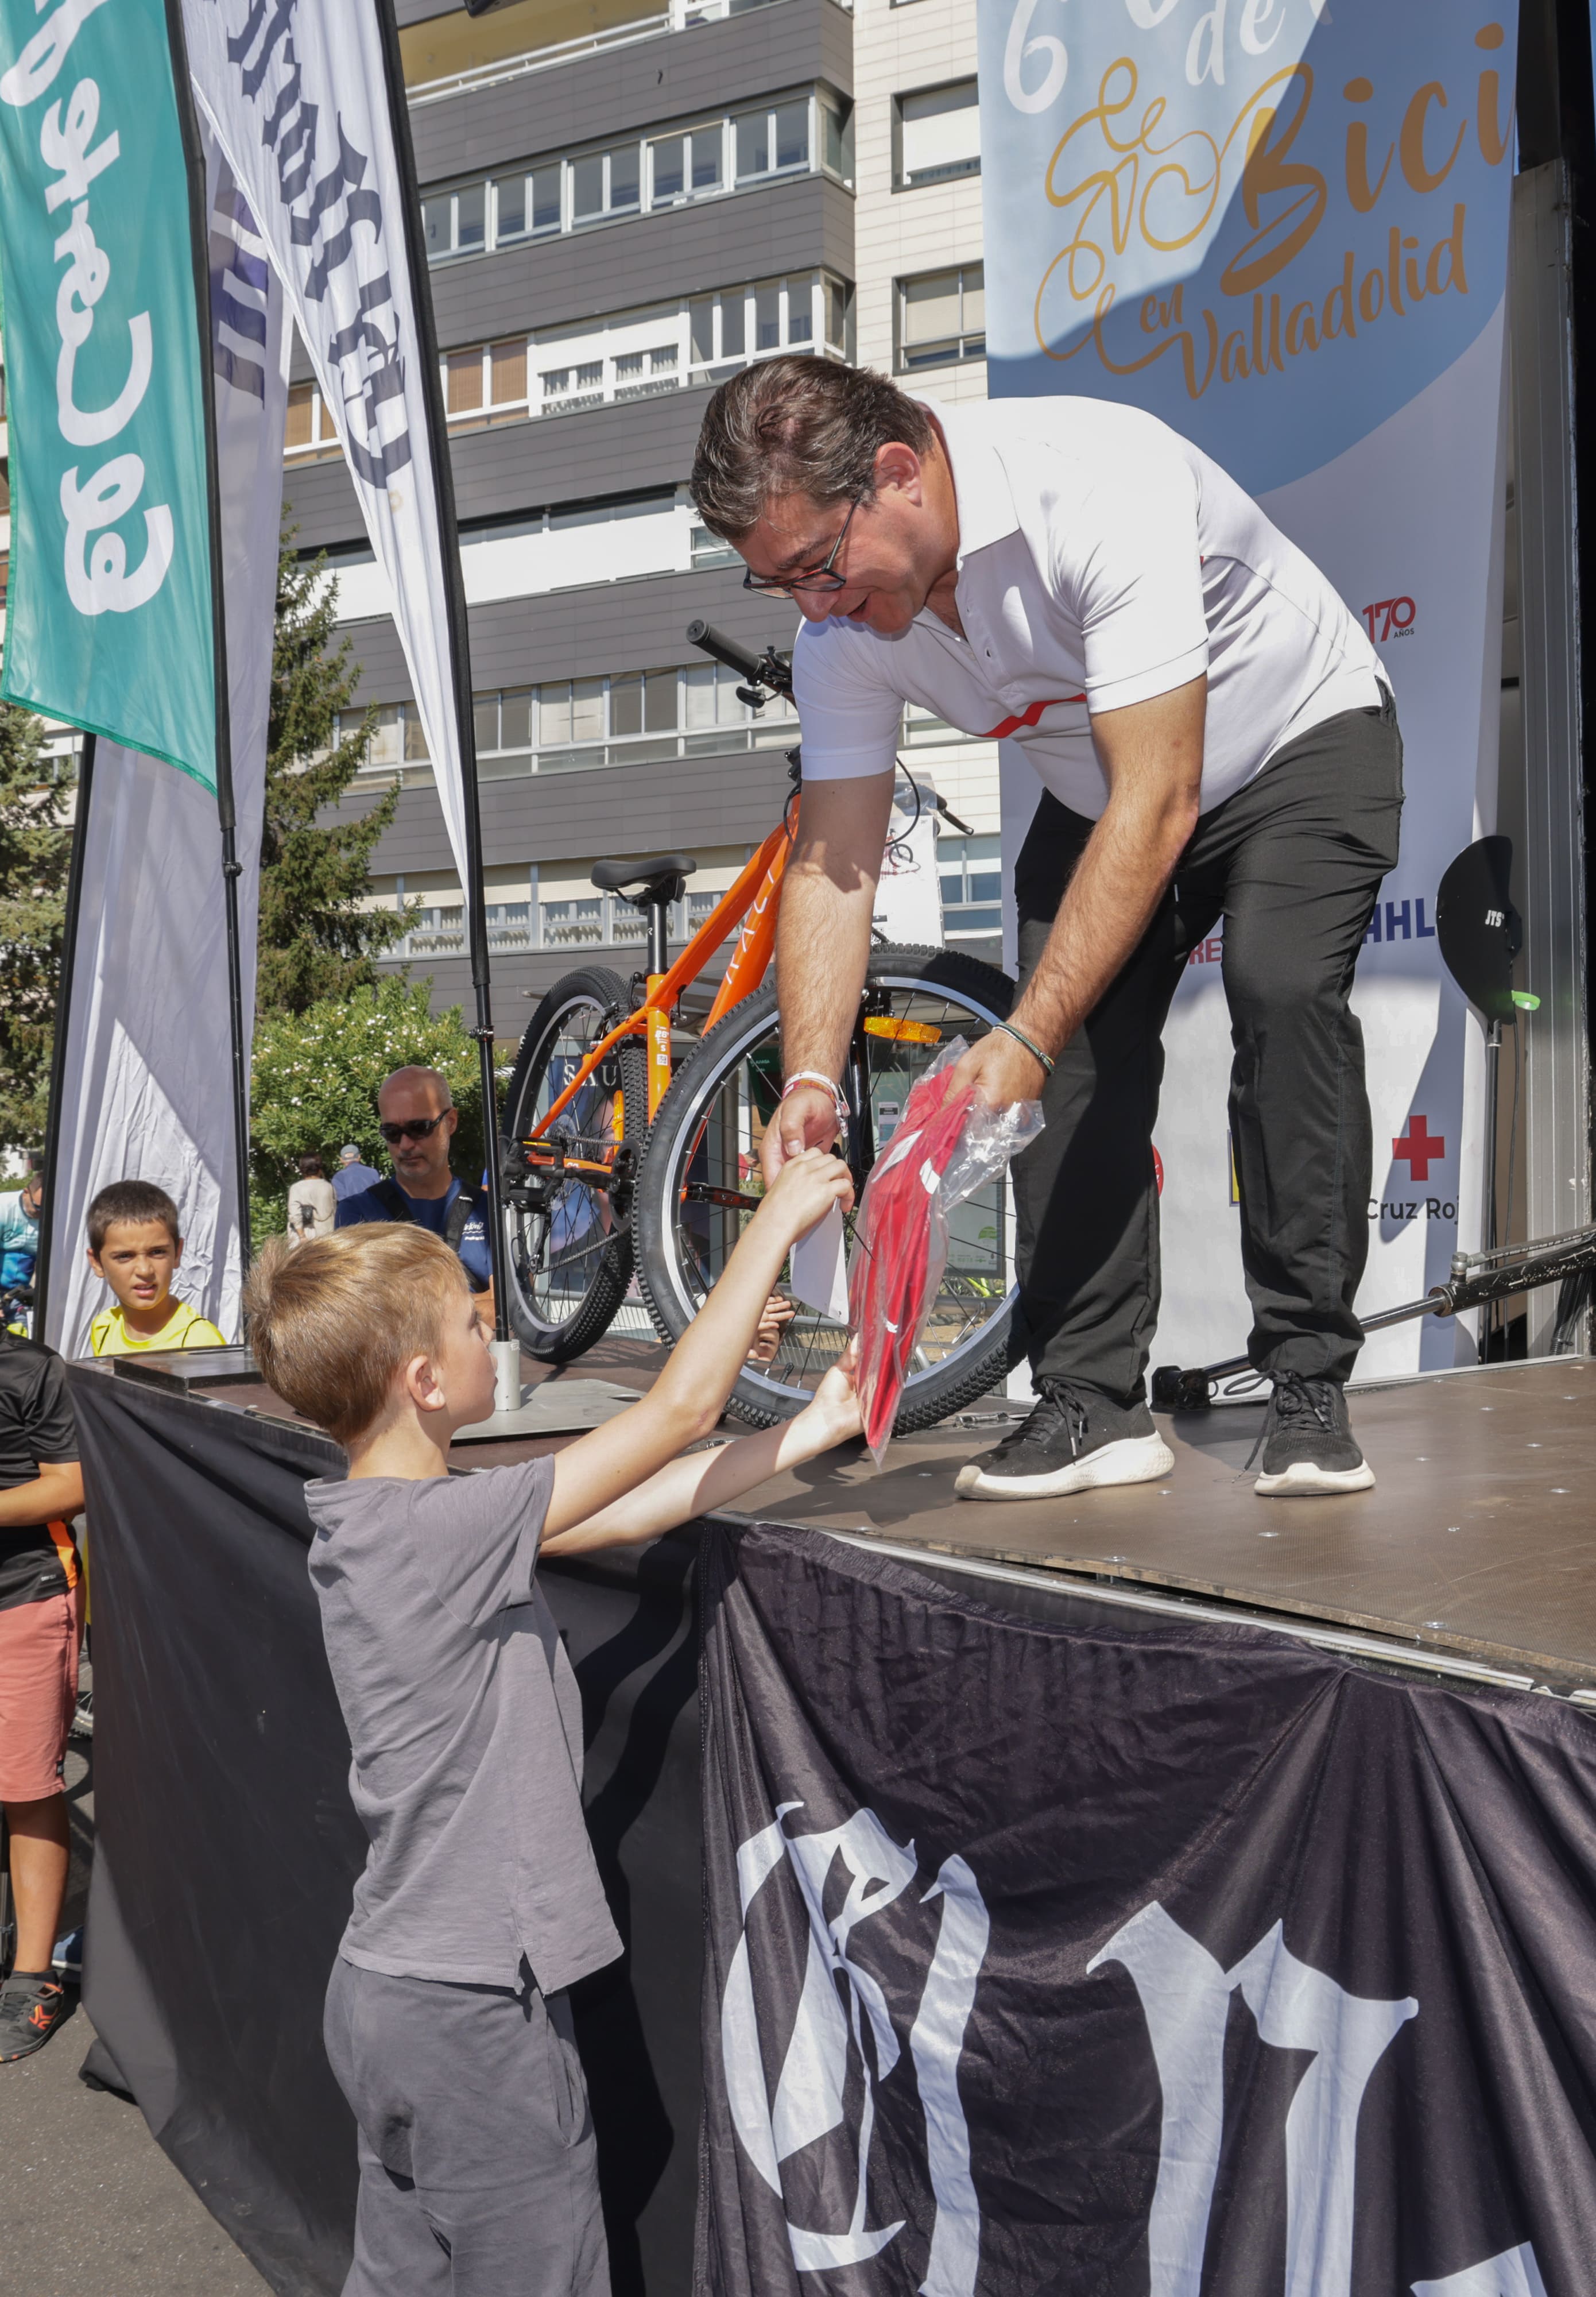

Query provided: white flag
[182,0,472,885]
[48,146,288,1356]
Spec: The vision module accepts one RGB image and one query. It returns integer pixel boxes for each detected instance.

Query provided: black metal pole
[165,0,253,1280]
[33,736,96,1345]
[1481,1017,1504,1352]
[375,0,510,1344]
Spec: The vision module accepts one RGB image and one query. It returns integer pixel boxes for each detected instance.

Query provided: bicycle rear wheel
[634,945,1018,1429]
[501,966,648,1362]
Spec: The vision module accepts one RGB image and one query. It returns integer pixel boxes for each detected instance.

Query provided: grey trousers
[324,1955,610,2297]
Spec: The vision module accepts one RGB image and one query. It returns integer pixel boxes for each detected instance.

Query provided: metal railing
[406,0,814,109]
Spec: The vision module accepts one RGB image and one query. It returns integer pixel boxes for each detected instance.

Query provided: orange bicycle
[500,621,1018,1429]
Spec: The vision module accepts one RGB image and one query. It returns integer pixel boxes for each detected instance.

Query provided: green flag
[0,0,215,788]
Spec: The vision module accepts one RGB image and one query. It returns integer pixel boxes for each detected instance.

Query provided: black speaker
[1434,834,1523,1023]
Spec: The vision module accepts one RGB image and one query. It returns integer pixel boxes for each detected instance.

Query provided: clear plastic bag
[848,1037,1044,1465]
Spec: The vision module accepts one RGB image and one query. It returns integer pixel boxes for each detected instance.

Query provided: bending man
[691,358,1401,1501]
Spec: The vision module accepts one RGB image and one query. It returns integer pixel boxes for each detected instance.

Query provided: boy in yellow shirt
[86,1183,227,1356]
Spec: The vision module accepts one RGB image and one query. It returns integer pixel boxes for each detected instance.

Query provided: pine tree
[0,702,72,1150]
[257,533,408,1017]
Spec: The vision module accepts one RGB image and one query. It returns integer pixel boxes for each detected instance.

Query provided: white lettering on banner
[1413,2245,1550,2297]
[1004,0,1068,115]
[1090,1900,1417,2297]
[60,455,174,614]
[0,21,174,621]
[209,1,413,490]
[56,308,152,445]
[0,0,112,109]
[39,76,117,208]
[723,1803,988,2288]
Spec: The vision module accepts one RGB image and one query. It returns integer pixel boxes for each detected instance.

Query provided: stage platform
[104,1345,1596,1692]
[727,1358,1596,1693]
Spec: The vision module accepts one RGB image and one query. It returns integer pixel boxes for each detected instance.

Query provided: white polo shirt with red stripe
[790,395,1385,821]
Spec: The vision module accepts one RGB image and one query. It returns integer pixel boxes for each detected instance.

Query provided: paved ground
[0,1680,270,2297]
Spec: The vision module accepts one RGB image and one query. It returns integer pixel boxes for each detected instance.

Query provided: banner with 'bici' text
[0,0,216,788]
[979,1,1518,1376]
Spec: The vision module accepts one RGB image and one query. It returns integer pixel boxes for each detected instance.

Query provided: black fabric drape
[697,1522,1596,2297]
[70,1369,703,2297]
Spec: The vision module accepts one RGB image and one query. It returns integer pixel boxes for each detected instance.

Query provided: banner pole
[164,0,253,1285]
[33,734,96,1346]
[374,0,510,1347]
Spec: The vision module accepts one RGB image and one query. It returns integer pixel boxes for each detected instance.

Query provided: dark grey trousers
[324,1955,610,2297]
[1010,691,1404,1393]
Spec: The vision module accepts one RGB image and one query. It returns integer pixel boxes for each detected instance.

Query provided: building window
[897,264,985,371]
[419,273,851,447]
[691,523,739,570]
[348,668,798,790]
[421,87,848,269]
[896,80,980,188]
[284,380,340,459]
[938,835,1004,939]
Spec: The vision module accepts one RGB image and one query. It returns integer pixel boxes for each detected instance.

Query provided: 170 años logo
[724,1805,1549,2294]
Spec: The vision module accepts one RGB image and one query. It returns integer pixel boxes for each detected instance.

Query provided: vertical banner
[181,0,474,888]
[0,0,216,784]
[47,147,287,1356]
[979,2,1517,1374]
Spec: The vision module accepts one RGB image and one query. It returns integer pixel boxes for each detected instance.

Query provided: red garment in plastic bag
[847,1042,1044,1463]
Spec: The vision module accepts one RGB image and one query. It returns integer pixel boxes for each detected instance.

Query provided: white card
[789,1200,849,1321]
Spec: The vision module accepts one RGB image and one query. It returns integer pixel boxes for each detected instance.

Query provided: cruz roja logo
[722,1802,988,2293]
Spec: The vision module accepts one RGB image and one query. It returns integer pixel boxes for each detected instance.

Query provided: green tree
[257,534,408,1018]
[250,978,499,1238]
[0,702,73,1150]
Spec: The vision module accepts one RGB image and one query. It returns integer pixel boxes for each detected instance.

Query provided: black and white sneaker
[1252,1372,1375,1496]
[955,1379,1173,1501]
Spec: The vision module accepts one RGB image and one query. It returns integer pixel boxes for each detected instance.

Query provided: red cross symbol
[1392,1114,1446,1180]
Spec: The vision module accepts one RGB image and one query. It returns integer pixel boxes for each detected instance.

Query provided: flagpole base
[490,1339,524,1418]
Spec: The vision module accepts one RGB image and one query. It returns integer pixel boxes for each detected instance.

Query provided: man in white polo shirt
[691,357,1403,1501]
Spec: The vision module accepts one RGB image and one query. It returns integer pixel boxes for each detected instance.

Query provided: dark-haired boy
[0,1322,84,2063]
[86,1182,226,1355]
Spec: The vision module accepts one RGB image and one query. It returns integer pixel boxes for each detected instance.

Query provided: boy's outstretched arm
[542,1348,860,1556]
[541,1151,853,1541]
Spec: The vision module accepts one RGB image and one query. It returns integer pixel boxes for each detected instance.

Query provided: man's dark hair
[88,1180,181,1254]
[691,356,936,542]
[298,1153,326,1178]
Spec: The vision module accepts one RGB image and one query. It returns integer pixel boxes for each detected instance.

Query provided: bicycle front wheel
[501,966,648,1362]
[634,945,1018,1429]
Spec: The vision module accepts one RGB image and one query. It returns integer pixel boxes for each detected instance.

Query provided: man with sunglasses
[692,357,1401,1504]
[335,1067,493,1312]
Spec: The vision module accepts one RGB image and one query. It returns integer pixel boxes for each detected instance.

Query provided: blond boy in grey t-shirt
[245,1153,859,2297]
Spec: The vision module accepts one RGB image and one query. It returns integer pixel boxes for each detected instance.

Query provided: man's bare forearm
[777,774,894,1080]
[1011,678,1207,1057]
[776,861,874,1081]
[0,1464,84,1526]
[1010,788,1194,1054]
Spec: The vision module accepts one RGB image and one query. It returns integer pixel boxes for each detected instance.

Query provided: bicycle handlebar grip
[685,618,765,682]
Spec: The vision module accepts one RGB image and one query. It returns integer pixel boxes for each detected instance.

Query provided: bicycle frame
[523,801,798,1169]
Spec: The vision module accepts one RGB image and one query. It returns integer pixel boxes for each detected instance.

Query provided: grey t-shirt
[303,1459,622,1992]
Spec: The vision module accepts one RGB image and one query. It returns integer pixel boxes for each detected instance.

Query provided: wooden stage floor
[115,1344,1596,1691]
[727,1359,1596,1691]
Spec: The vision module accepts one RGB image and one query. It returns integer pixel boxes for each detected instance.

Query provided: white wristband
[781,1072,849,1141]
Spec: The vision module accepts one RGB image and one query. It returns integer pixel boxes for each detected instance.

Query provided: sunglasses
[742,490,865,595]
[379,1114,451,1144]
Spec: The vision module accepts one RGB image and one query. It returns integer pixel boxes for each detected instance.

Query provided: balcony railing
[407,0,817,107]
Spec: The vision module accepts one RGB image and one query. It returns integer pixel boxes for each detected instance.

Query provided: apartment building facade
[296,0,997,1018]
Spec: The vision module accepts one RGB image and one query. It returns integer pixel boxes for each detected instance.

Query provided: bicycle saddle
[590,853,697,902]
